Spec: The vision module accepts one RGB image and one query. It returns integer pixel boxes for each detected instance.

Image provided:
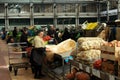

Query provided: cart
[8,42,30,76]
[44,48,74,80]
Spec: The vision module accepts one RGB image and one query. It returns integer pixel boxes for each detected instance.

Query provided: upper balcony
[100,9,117,17]
[0,0,97,4]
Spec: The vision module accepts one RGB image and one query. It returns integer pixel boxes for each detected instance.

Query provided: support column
[53,3,57,27]
[118,0,120,19]
[75,4,79,27]
[30,3,34,26]
[5,3,9,30]
[106,0,110,21]
[97,0,101,22]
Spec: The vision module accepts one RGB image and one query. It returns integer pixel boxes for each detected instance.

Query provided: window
[34,4,53,13]
[0,19,5,26]
[9,19,30,26]
[0,4,4,13]
[57,18,75,24]
[110,0,117,10]
[80,3,97,12]
[8,4,30,13]
[34,18,53,25]
[57,4,75,13]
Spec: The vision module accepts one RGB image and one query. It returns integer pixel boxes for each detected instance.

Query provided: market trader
[31,30,49,79]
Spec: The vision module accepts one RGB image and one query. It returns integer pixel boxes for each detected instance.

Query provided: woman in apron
[31,30,49,79]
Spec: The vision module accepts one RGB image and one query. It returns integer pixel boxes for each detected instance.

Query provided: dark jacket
[20,31,28,46]
[62,28,70,41]
[20,31,28,43]
[13,30,17,38]
[30,48,46,66]
[47,29,56,37]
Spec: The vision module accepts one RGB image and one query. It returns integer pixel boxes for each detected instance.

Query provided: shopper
[20,28,28,44]
[6,36,14,43]
[54,28,62,44]
[47,25,56,37]
[62,27,70,41]
[1,27,6,40]
[47,26,57,44]
[12,27,18,42]
[20,28,29,57]
[31,30,49,79]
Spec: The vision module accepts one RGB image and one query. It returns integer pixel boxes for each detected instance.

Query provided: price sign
[79,63,83,69]
[109,75,115,80]
[92,69,100,78]
[92,69,97,75]
[96,70,100,78]
[85,66,90,73]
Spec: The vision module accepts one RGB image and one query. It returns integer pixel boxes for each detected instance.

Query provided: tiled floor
[0,39,52,80]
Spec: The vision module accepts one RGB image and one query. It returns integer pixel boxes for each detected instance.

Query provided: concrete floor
[0,39,52,80]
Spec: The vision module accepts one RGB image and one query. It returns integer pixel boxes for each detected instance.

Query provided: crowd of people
[1,27,29,44]
[1,25,83,45]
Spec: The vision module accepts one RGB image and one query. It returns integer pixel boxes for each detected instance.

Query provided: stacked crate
[101,45,120,76]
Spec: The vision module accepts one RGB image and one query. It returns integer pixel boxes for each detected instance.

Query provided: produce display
[76,50,101,61]
[25,47,33,57]
[46,39,76,61]
[9,46,22,52]
[101,40,120,59]
[93,59,102,70]
[65,67,90,80]
[77,37,105,50]
[28,26,35,30]
[85,22,98,30]
[43,35,51,41]
[66,73,74,80]
[101,61,114,75]
[82,22,98,30]
[65,67,78,80]
[27,36,34,44]
[75,72,90,80]
[76,37,105,62]
[103,40,120,47]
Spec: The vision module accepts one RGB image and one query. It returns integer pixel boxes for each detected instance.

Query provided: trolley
[8,42,30,76]
[44,47,74,80]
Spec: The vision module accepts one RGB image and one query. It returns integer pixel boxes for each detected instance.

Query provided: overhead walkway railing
[0,0,106,4]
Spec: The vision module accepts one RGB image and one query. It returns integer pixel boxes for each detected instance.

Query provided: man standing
[12,27,18,42]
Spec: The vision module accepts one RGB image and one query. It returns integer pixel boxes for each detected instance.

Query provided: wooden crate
[116,27,120,41]
[101,53,116,61]
[101,45,120,76]
[84,30,100,37]
[101,45,120,59]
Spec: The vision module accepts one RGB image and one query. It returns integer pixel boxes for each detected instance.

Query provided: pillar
[106,0,110,21]
[5,3,9,30]
[53,3,57,27]
[118,0,120,19]
[97,0,101,22]
[75,4,79,27]
[30,3,34,26]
